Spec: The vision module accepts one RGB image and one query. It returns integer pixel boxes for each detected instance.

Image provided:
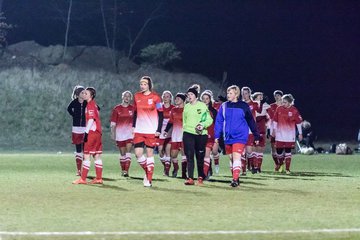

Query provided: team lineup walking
[68,76,303,187]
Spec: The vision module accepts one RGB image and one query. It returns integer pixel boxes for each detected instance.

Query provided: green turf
[0,153,360,240]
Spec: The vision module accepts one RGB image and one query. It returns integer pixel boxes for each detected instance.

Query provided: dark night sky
[3,0,360,141]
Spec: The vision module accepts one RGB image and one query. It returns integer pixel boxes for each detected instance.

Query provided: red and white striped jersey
[133,91,163,134]
[168,106,184,142]
[159,104,175,139]
[110,104,134,141]
[273,105,303,142]
[85,100,102,134]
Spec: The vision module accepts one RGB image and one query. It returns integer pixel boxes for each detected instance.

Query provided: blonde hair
[122,90,133,100]
[227,85,240,99]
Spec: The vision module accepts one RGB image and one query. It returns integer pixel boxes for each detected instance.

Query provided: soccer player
[252,92,270,173]
[183,86,213,185]
[73,87,103,184]
[133,76,163,187]
[158,90,175,176]
[271,94,303,174]
[241,86,262,174]
[110,90,134,177]
[200,90,219,177]
[266,90,284,170]
[67,85,86,176]
[215,85,260,187]
[164,92,187,178]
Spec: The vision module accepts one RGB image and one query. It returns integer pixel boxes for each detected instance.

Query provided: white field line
[1,229,360,236]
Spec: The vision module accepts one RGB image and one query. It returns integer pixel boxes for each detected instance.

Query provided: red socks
[203,157,211,176]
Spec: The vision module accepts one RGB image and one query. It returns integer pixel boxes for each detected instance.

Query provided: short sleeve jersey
[213,102,222,111]
[168,106,184,142]
[267,102,279,120]
[160,104,175,139]
[255,102,270,134]
[273,105,303,142]
[85,100,102,134]
[133,91,163,134]
[246,100,260,134]
[110,104,134,141]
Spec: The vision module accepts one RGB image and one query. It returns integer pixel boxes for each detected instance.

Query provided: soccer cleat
[143,179,152,187]
[241,172,247,176]
[123,172,129,177]
[278,165,284,173]
[184,178,194,185]
[89,178,103,184]
[215,165,220,174]
[286,170,291,175]
[76,170,81,176]
[251,168,259,174]
[181,172,187,179]
[230,179,239,187]
[72,178,87,184]
[172,170,178,178]
[196,177,204,186]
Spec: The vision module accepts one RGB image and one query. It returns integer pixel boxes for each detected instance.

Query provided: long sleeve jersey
[214,101,260,145]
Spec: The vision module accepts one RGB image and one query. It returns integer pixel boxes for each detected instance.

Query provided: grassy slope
[0,153,360,240]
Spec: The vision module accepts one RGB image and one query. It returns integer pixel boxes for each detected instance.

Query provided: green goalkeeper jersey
[183,101,213,135]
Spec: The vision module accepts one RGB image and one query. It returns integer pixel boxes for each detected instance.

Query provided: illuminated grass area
[0,153,359,240]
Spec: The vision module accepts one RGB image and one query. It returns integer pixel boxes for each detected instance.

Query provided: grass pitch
[0,152,359,240]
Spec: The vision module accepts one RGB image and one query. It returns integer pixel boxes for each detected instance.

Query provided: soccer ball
[336,143,348,155]
[301,147,314,155]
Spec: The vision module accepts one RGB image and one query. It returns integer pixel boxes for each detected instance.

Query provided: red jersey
[168,106,184,142]
[267,102,280,120]
[256,102,270,134]
[213,102,222,111]
[273,105,303,142]
[133,91,163,134]
[160,104,175,139]
[246,100,261,119]
[246,100,261,134]
[266,102,281,133]
[110,104,134,141]
[85,100,102,134]
[207,107,218,140]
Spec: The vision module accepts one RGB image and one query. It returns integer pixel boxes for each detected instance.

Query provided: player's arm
[199,107,213,129]
[244,104,260,143]
[67,101,74,117]
[295,109,303,141]
[214,104,224,143]
[109,108,117,140]
[164,112,174,137]
[133,109,137,128]
[155,100,164,136]
[271,110,279,138]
